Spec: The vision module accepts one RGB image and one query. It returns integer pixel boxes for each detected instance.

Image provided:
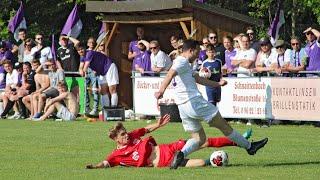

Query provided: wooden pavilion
[86,0,262,108]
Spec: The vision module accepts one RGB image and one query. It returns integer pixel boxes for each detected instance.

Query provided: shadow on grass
[229,161,320,167]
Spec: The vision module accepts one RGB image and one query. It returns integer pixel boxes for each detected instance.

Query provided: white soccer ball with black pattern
[210,150,229,167]
[199,67,211,78]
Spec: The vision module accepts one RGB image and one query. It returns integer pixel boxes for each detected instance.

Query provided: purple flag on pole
[51,35,57,61]
[268,2,285,45]
[8,2,27,42]
[96,22,106,44]
[61,4,83,38]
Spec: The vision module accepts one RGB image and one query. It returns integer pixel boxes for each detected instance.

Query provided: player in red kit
[86,114,252,169]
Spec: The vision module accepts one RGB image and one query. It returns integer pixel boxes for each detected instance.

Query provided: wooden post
[191,20,196,40]
[180,21,190,39]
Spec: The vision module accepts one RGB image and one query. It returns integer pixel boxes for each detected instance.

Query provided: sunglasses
[100,44,105,47]
[25,44,32,47]
[306,32,313,36]
[247,32,254,35]
[36,37,43,40]
[291,43,299,46]
[276,46,284,49]
[209,36,217,39]
[150,46,158,50]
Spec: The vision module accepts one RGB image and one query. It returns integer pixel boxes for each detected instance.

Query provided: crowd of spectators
[0,25,319,122]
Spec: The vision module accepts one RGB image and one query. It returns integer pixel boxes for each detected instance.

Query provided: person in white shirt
[231,35,257,77]
[0,60,20,118]
[23,38,34,63]
[149,40,172,73]
[255,38,279,73]
[154,39,268,169]
[30,33,52,64]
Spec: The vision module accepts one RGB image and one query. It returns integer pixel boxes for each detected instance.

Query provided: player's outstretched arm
[194,72,227,87]
[155,69,177,99]
[86,161,110,169]
[144,114,171,133]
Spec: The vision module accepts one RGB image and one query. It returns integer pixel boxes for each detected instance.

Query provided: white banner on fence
[133,76,320,121]
[218,77,272,119]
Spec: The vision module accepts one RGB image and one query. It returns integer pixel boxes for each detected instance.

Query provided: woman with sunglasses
[22,38,34,63]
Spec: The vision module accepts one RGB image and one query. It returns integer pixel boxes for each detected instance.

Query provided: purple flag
[268,2,285,45]
[61,4,83,38]
[8,2,27,42]
[51,35,57,61]
[96,22,106,44]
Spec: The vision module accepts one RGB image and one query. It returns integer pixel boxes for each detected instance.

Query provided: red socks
[207,137,237,147]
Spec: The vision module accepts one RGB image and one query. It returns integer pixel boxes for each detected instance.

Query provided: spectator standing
[193,37,209,71]
[222,36,237,76]
[303,27,320,72]
[150,40,172,73]
[286,37,308,74]
[128,26,145,66]
[57,35,80,72]
[23,38,34,63]
[246,27,260,53]
[231,35,257,77]
[208,32,226,65]
[30,33,52,64]
[201,44,222,106]
[133,40,152,75]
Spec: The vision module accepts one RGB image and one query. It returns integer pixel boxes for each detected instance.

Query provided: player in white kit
[155,39,268,169]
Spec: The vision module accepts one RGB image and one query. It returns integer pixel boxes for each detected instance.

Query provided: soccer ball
[199,67,212,78]
[209,150,229,167]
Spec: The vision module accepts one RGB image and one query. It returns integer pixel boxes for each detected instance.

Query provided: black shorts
[43,87,59,98]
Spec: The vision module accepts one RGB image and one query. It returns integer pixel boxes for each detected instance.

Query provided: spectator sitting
[286,37,308,74]
[34,81,79,121]
[150,40,172,73]
[231,35,257,77]
[22,59,49,118]
[23,38,34,63]
[56,35,80,72]
[30,33,52,64]
[201,44,222,106]
[254,37,278,74]
[0,60,20,119]
[32,59,65,119]
[133,40,152,75]
[1,62,35,119]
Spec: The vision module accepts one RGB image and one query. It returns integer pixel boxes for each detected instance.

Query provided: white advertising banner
[218,77,272,119]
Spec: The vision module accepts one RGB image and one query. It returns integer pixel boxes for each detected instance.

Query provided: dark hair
[31,59,41,65]
[35,33,44,38]
[76,43,86,50]
[109,122,126,139]
[206,44,215,51]
[2,60,12,66]
[23,62,32,68]
[18,28,27,33]
[182,39,198,52]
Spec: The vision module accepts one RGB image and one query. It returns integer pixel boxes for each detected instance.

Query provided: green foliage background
[0,0,320,43]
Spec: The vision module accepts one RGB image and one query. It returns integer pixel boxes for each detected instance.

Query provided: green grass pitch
[0,119,319,179]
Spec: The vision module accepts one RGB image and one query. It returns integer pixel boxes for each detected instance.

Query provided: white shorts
[178,96,218,132]
[57,106,76,121]
[98,63,119,86]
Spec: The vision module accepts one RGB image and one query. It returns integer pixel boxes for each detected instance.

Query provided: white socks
[111,93,118,107]
[227,130,251,149]
[181,138,200,157]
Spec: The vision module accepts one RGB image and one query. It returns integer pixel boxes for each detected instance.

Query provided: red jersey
[105,128,157,167]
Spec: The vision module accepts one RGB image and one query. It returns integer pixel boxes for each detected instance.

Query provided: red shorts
[157,139,186,167]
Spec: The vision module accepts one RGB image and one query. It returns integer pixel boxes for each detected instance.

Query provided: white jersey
[150,50,172,71]
[234,48,256,77]
[171,56,202,105]
[31,46,53,64]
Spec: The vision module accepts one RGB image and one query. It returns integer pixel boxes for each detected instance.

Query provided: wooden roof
[86,0,262,26]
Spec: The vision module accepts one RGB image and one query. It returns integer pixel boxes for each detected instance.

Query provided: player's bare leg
[100,84,110,108]
[108,85,118,107]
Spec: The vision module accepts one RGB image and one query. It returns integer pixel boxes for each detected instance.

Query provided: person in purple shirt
[303,27,320,72]
[133,40,152,75]
[0,41,16,89]
[128,26,145,67]
[222,36,237,77]
[78,45,119,108]
[193,37,209,71]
